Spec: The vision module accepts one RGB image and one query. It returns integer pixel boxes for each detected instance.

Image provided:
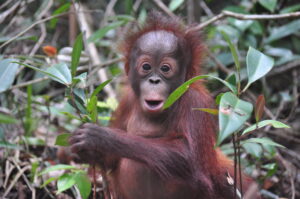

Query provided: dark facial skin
[128,30,187,115]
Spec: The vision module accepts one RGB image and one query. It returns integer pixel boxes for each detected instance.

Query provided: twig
[8,76,49,91]
[269,60,300,77]
[152,0,177,19]
[207,50,231,74]
[0,9,103,49]
[0,0,21,24]
[11,159,36,199]
[3,165,31,198]
[199,0,214,17]
[74,2,116,98]
[0,12,69,49]
[189,10,300,32]
[285,70,299,121]
[276,153,296,199]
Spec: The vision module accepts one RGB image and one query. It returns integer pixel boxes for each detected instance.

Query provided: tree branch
[189,10,300,32]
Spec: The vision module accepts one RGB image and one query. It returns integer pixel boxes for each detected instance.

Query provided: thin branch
[0,12,69,49]
[0,10,103,49]
[189,10,300,32]
[152,0,177,19]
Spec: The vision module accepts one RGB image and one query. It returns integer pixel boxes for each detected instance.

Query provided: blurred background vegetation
[0,0,300,198]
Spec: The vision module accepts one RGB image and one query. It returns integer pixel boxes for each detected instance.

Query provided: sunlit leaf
[217,92,253,146]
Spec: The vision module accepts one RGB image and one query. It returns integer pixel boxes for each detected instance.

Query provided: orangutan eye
[161,65,170,72]
[142,63,151,71]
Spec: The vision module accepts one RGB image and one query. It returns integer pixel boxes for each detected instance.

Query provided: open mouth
[144,99,164,112]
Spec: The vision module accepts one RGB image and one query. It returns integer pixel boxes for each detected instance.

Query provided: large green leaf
[163,75,236,109]
[265,20,300,43]
[57,173,76,194]
[71,33,83,78]
[0,59,19,92]
[74,172,91,199]
[258,0,277,12]
[242,120,290,135]
[217,92,253,145]
[88,21,124,43]
[243,47,274,92]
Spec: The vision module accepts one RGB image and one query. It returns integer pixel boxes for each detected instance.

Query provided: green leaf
[55,133,71,146]
[215,93,224,105]
[243,47,274,92]
[41,177,58,188]
[57,173,76,194]
[258,0,277,12]
[87,96,98,123]
[60,112,81,121]
[50,3,71,28]
[18,62,72,85]
[220,31,240,72]
[74,172,91,199]
[73,72,87,85]
[217,92,253,145]
[280,4,300,14]
[242,142,263,158]
[88,21,124,43]
[265,20,300,43]
[0,141,22,149]
[22,137,45,146]
[168,0,184,11]
[0,113,17,124]
[242,137,284,148]
[163,75,236,109]
[193,108,218,115]
[0,59,19,92]
[46,63,72,85]
[71,33,83,78]
[90,79,112,99]
[242,120,290,135]
[39,164,77,176]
